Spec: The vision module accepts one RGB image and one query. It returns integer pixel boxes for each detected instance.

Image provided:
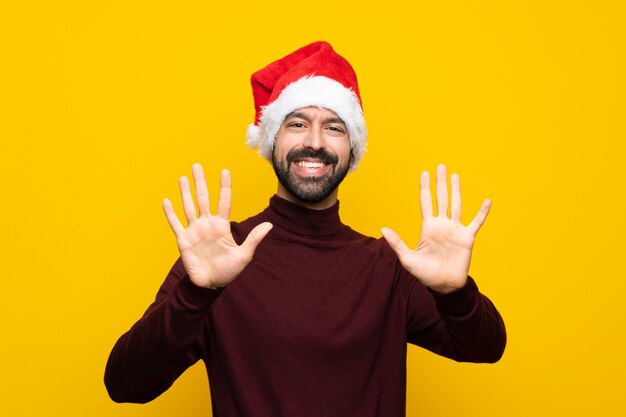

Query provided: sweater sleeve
[104,258,220,403]
[405,274,506,363]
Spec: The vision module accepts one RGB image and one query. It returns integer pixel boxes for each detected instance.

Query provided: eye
[326,125,346,135]
[288,121,306,129]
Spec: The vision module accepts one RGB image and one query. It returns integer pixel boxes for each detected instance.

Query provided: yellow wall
[1,1,624,416]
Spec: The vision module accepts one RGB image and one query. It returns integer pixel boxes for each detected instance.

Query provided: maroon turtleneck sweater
[105,196,506,416]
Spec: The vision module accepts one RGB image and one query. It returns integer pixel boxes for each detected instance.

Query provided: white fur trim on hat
[246,76,367,169]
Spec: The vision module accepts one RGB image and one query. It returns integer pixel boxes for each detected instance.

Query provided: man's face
[272,106,352,206]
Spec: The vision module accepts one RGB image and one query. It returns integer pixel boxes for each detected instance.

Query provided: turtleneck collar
[263,195,343,237]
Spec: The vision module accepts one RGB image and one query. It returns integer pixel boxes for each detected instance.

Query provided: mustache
[286,148,338,165]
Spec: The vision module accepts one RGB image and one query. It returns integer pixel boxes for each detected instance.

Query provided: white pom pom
[246,123,262,148]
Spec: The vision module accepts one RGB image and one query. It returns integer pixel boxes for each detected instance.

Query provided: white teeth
[296,161,326,168]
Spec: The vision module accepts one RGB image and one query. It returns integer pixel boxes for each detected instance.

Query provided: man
[105,41,506,416]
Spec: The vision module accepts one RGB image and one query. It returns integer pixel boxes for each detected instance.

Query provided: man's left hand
[381,164,491,294]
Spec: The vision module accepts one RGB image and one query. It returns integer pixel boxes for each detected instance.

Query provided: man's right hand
[162,163,273,289]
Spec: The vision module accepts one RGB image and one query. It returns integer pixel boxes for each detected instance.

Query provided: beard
[272,147,351,204]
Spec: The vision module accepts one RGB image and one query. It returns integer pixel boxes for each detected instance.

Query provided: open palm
[382,165,491,294]
[163,164,273,289]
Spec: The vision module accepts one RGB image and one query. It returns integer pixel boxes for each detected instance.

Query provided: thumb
[240,222,273,257]
[381,227,411,261]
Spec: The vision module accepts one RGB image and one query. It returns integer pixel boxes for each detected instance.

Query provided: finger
[240,222,273,260]
[217,169,232,219]
[468,198,492,234]
[162,198,185,236]
[381,227,412,262]
[450,173,461,222]
[436,164,448,217]
[192,163,210,217]
[419,171,433,219]
[179,176,197,224]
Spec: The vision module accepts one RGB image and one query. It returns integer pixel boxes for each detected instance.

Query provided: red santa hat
[246,41,367,169]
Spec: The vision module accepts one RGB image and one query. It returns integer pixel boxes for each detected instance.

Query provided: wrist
[177,275,222,309]
[428,276,468,294]
[429,285,461,295]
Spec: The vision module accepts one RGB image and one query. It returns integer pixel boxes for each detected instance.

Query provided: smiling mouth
[285,149,337,176]
[294,160,328,169]
[290,158,334,177]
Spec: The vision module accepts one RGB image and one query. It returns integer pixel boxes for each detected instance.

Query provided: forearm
[407,276,506,363]
[430,277,506,363]
[104,261,219,403]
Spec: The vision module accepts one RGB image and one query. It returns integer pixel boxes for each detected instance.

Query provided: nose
[303,127,325,150]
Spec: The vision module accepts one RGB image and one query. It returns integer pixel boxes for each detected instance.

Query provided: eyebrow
[284,111,346,126]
